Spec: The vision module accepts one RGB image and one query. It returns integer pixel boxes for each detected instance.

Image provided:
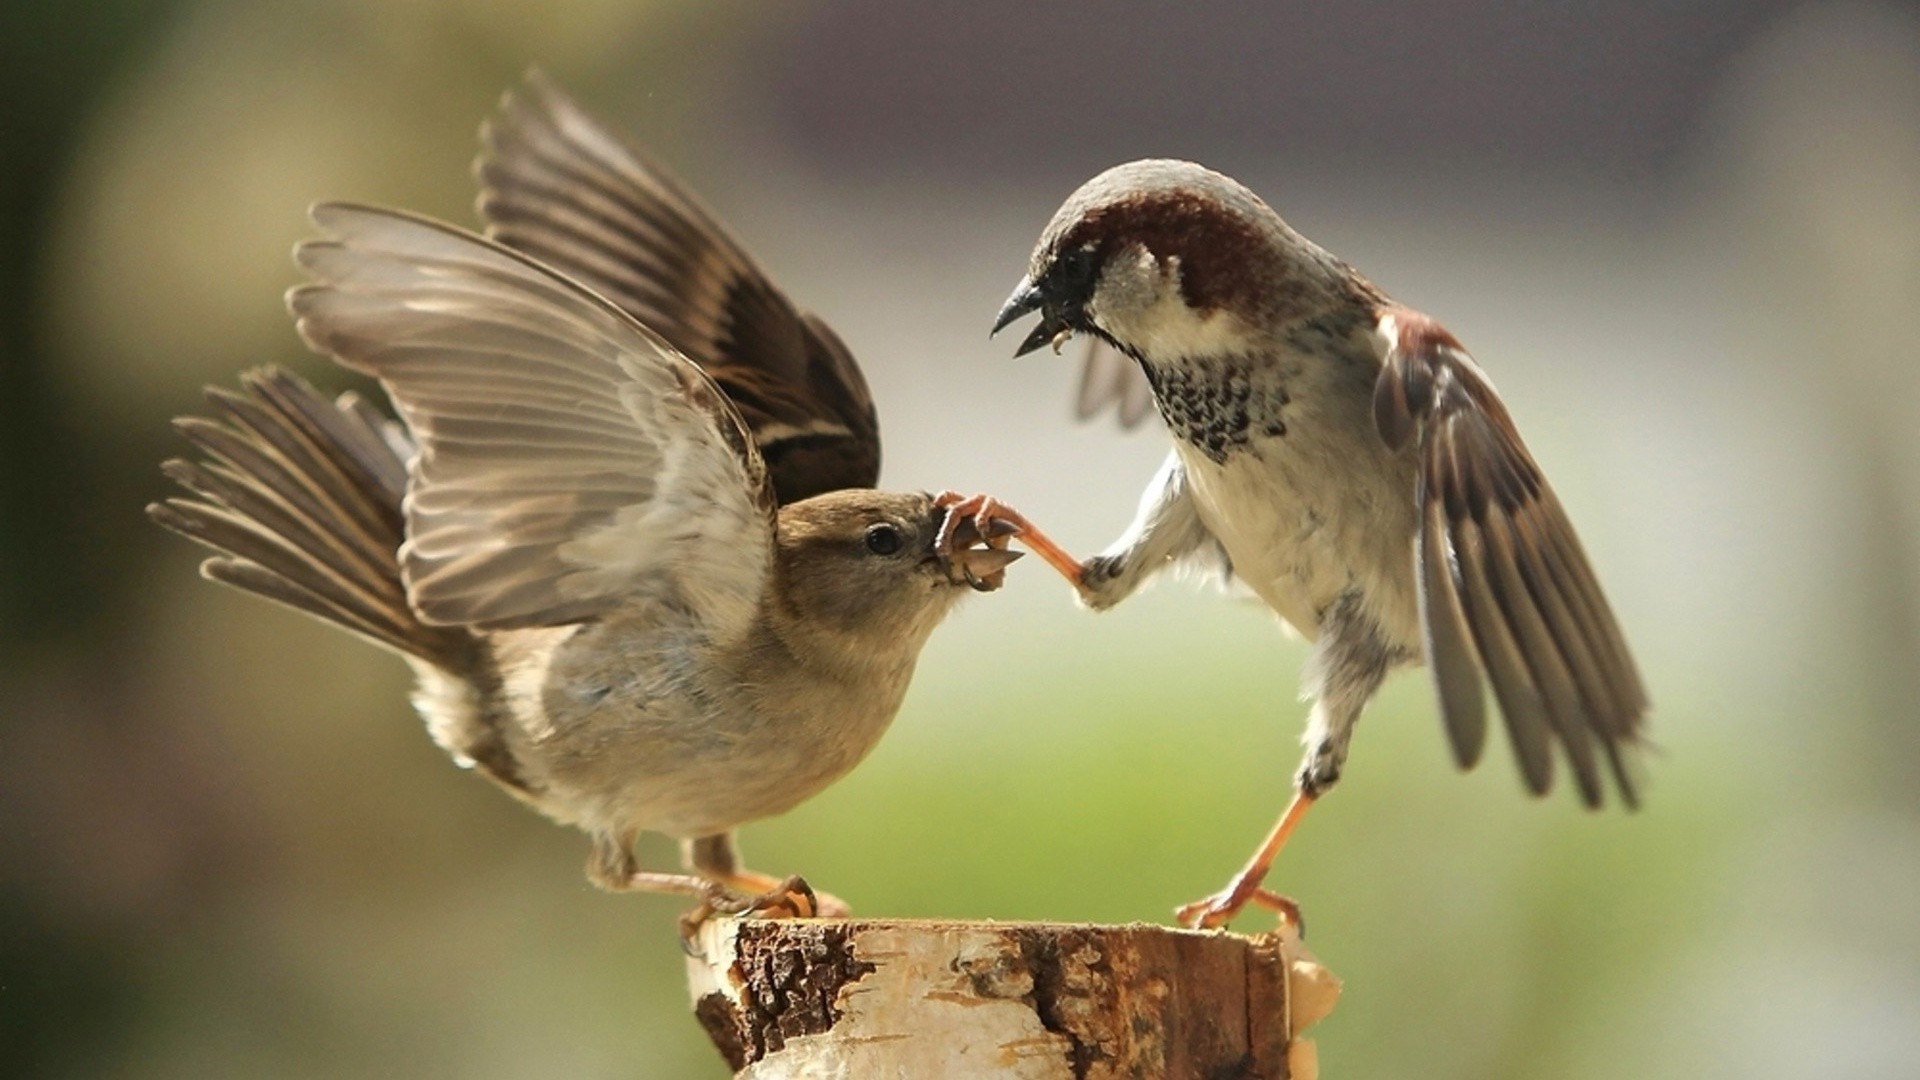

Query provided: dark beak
[990,276,1043,336]
[990,275,1071,358]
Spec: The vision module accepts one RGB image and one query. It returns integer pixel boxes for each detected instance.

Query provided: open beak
[990,276,1071,358]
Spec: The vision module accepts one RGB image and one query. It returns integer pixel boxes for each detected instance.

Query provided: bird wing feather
[288,203,777,639]
[1373,309,1648,807]
[474,71,880,504]
[1074,338,1159,429]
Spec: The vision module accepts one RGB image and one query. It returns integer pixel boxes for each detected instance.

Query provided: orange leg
[933,491,1085,587]
[1174,791,1316,930]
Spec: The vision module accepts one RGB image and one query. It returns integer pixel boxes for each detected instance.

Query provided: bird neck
[755,578,943,688]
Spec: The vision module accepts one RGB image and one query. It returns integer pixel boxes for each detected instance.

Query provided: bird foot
[1175,884,1304,933]
[929,491,1025,591]
[677,875,851,938]
[933,491,1084,588]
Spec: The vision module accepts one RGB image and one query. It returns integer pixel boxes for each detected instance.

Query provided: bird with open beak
[986,159,1649,929]
[150,78,1030,925]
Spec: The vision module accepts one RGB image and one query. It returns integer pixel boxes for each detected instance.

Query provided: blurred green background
[6,1,1920,1076]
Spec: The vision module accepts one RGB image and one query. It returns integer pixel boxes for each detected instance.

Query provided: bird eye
[1056,244,1100,293]
[864,523,902,556]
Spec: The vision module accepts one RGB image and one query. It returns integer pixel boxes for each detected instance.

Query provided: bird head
[771,490,1021,649]
[991,159,1347,366]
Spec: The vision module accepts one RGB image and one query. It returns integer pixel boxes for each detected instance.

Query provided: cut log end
[686,918,1340,1079]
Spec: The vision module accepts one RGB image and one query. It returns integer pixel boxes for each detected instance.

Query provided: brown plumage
[992,158,1648,928]
[150,93,1029,922]
[475,72,879,505]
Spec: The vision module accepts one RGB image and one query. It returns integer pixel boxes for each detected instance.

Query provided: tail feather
[205,378,405,549]
[187,399,391,575]
[315,390,412,499]
[148,367,467,669]
[156,453,392,618]
[148,490,417,657]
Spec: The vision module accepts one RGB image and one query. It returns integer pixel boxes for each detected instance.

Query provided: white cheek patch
[1098,286,1259,361]
[1093,254,1257,362]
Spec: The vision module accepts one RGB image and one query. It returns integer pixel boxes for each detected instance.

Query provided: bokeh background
[6,1,1920,1076]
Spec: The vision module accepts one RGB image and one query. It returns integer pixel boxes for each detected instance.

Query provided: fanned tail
[147,366,470,671]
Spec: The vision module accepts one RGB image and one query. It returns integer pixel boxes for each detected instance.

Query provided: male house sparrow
[150,90,1025,920]
[989,160,1649,929]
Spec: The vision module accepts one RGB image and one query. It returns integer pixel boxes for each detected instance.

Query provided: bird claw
[1175,884,1304,934]
[677,874,850,939]
[933,492,1022,551]
[933,491,1028,592]
[933,491,1084,589]
[1174,889,1241,930]
[709,874,820,919]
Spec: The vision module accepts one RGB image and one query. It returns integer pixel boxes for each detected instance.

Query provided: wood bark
[685,918,1339,1079]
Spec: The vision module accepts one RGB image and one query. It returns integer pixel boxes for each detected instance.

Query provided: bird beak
[991,276,1074,359]
[952,546,1024,592]
[936,511,1025,592]
[990,276,1043,336]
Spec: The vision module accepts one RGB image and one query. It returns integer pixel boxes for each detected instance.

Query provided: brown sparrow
[149,141,1029,921]
[988,159,1650,929]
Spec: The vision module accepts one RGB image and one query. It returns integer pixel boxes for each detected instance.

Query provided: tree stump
[685,918,1339,1079]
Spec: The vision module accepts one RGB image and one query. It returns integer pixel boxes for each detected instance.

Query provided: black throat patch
[1138,354,1291,463]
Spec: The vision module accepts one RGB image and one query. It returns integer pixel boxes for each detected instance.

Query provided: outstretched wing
[1372,309,1649,808]
[475,71,880,504]
[288,203,777,639]
[1074,338,1158,429]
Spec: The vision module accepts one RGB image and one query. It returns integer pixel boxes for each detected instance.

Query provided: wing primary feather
[1452,515,1555,795]
[1382,308,1647,805]
[475,72,880,501]
[1507,502,1625,726]
[1478,503,1604,807]
[1504,497,1643,806]
[1074,339,1159,429]
[1539,517,1650,723]
[288,202,778,636]
[1419,478,1488,769]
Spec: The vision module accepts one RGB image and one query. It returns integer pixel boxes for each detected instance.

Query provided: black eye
[864,523,902,556]
[1053,242,1102,299]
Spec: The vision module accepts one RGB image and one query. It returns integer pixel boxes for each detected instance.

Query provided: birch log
[685,919,1339,1079]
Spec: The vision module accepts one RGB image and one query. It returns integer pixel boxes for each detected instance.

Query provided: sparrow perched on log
[149,82,1027,923]
[988,159,1649,929]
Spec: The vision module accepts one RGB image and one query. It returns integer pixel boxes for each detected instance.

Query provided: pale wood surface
[686,918,1339,1079]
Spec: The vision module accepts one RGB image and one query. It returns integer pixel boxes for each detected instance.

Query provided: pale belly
[1176,435,1422,647]
[486,620,912,841]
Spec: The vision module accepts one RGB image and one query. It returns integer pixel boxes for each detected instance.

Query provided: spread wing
[287,203,777,639]
[1074,338,1158,428]
[1373,309,1649,808]
[474,71,880,504]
